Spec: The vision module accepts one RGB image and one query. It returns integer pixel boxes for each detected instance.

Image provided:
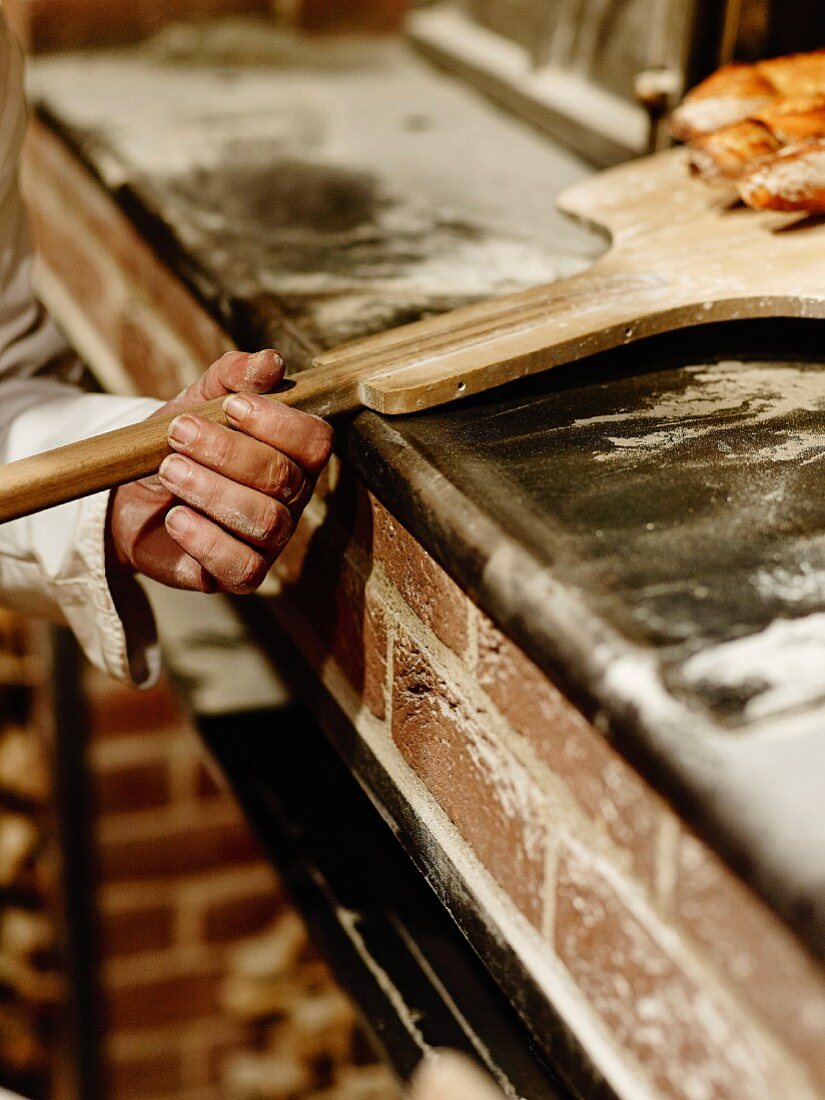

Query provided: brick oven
[6,1,825,1098]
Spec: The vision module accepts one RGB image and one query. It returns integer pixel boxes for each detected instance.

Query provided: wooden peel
[1,146,824,524]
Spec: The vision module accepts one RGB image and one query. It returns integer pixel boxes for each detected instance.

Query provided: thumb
[164,349,286,415]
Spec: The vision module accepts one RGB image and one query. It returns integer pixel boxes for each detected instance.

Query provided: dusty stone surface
[352,331,825,961]
[26,17,825,967]
[28,19,598,352]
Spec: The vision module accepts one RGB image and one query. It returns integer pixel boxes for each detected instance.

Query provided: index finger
[222,393,334,472]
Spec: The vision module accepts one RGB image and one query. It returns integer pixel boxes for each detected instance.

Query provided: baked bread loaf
[670,63,775,141]
[670,50,825,140]
[671,50,825,212]
[689,96,825,180]
[738,138,825,212]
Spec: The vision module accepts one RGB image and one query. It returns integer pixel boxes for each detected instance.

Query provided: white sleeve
[0,15,163,685]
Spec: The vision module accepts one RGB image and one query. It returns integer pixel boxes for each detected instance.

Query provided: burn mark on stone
[178,158,382,237]
[149,150,502,345]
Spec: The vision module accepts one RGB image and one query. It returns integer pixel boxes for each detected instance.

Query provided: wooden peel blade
[1,148,824,524]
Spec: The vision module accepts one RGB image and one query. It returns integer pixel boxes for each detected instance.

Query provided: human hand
[106,349,333,594]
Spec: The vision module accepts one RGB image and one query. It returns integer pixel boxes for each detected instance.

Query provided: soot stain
[165,154,485,283]
[179,158,382,235]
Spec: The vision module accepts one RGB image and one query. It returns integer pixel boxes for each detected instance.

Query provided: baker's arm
[0,15,166,683]
[0,16,332,685]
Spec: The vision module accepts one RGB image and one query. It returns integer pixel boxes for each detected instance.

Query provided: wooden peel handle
[0,396,233,524]
[0,368,362,525]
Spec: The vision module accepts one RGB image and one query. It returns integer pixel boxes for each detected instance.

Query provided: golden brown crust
[752,95,825,143]
[690,96,825,181]
[756,49,825,98]
[670,51,825,142]
[689,120,780,180]
[738,138,825,212]
[669,63,774,141]
[672,49,825,207]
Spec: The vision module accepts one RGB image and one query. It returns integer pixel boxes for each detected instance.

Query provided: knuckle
[201,472,224,515]
[233,551,267,594]
[200,527,223,565]
[274,508,294,548]
[215,427,240,470]
[263,453,288,496]
[305,420,334,470]
[254,496,282,543]
[264,501,292,547]
[267,454,304,501]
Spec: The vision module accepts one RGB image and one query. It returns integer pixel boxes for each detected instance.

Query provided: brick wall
[23,120,232,403]
[83,667,281,1099]
[0,614,58,1099]
[4,0,271,53]
[268,460,825,1100]
[5,0,407,53]
[272,0,408,34]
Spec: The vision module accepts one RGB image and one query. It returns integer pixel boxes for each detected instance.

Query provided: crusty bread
[757,50,825,98]
[669,63,774,141]
[673,51,825,212]
[690,120,780,180]
[738,138,825,212]
[670,50,825,142]
[689,96,825,180]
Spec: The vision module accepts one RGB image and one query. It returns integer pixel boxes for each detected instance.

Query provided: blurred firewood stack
[0,609,61,1099]
[220,909,402,1099]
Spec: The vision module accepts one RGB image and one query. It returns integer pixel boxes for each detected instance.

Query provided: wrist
[105,487,136,581]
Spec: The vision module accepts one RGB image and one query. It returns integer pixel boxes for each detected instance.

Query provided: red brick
[8,0,270,53]
[274,504,387,718]
[555,836,806,1100]
[330,558,388,720]
[101,903,175,958]
[375,503,468,656]
[86,680,183,740]
[108,1051,184,1098]
[23,121,231,399]
[477,618,661,887]
[99,819,263,883]
[95,760,170,815]
[273,512,320,587]
[106,972,220,1031]
[196,760,227,801]
[675,831,825,1087]
[204,890,280,944]
[392,633,545,925]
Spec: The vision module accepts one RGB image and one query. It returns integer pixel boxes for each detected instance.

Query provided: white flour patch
[751,563,825,604]
[575,362,825,461]
[722,429,825,465]
[681,613,825,719]
[742,143,825,205]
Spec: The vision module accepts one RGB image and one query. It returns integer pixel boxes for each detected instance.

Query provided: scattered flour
[681,613,825,719]
[672,95,773,137]
[575,361,825,462]
[742,142,825,205]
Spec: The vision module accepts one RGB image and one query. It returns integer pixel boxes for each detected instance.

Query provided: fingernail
[224,395,253,422]
[159,455,189,487]
[254,348,283,370]
[166,507,192,535]
[168,415,199,446]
